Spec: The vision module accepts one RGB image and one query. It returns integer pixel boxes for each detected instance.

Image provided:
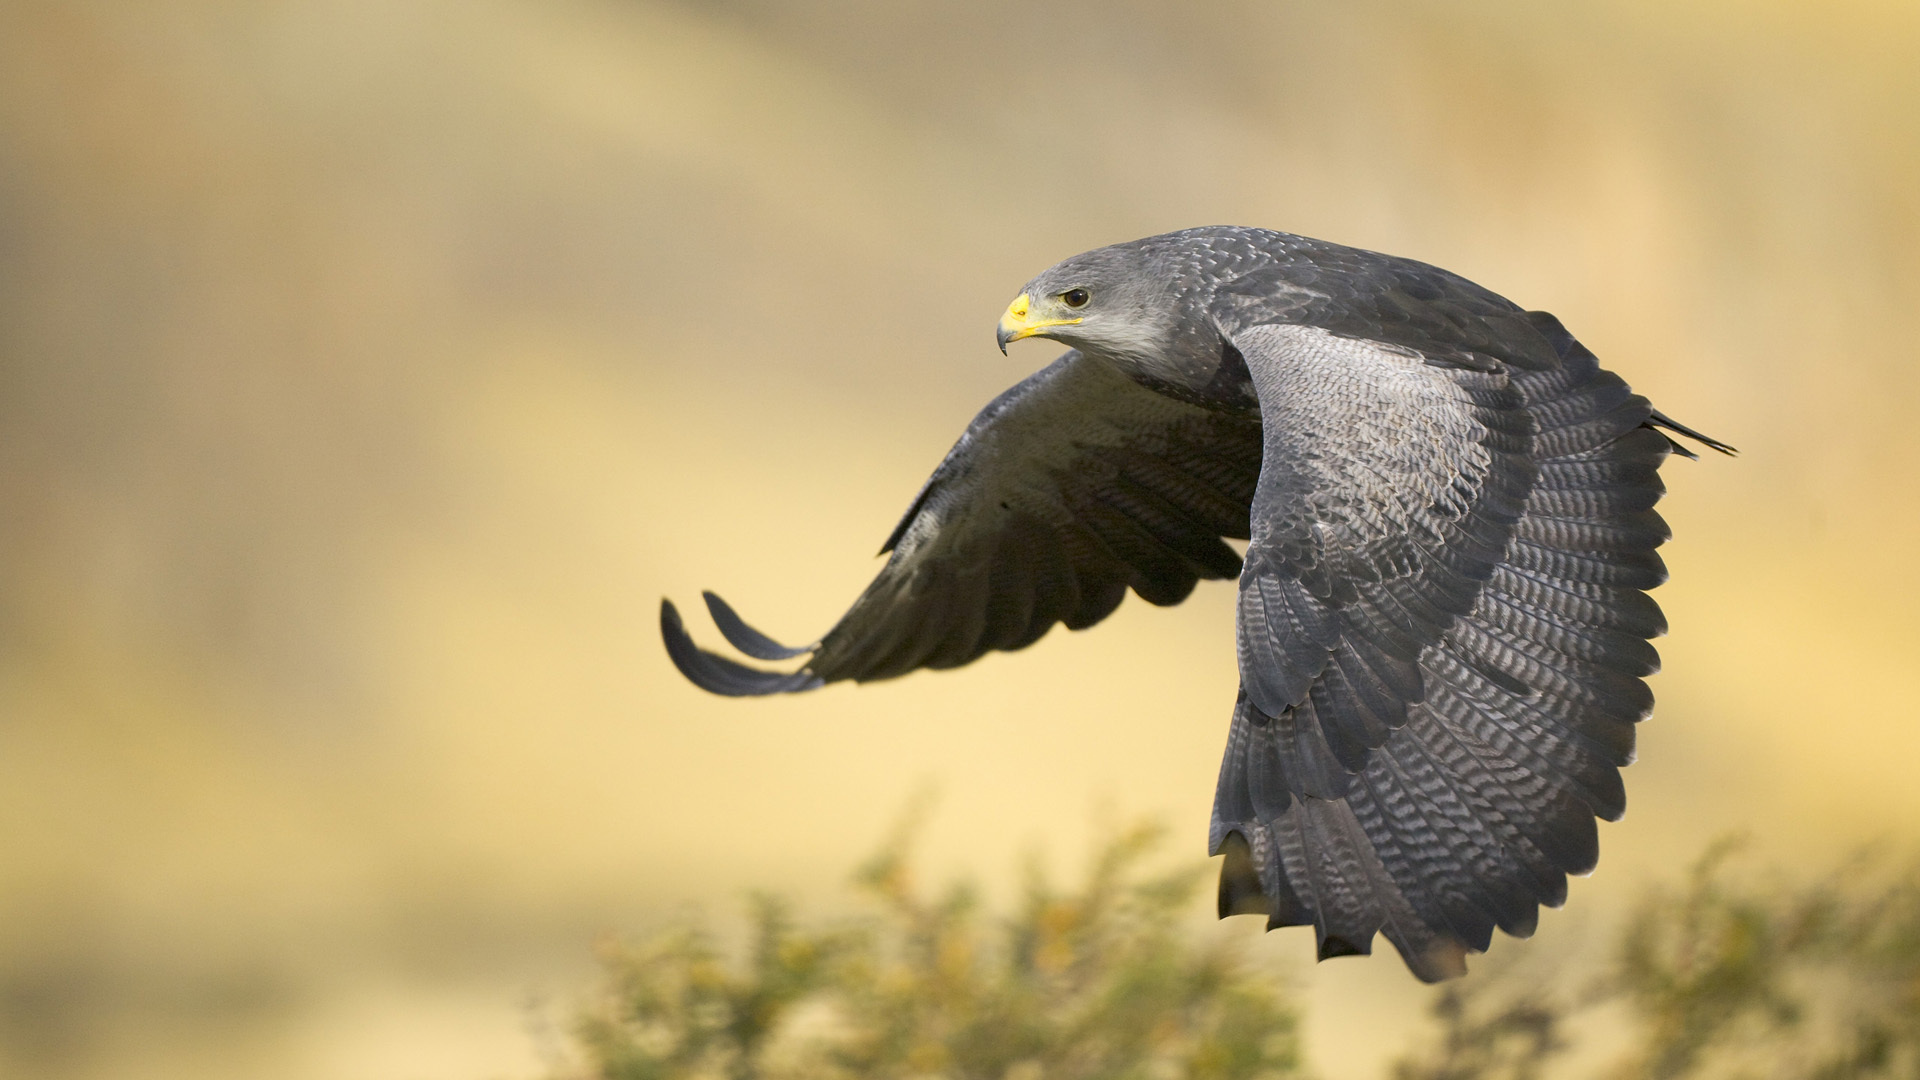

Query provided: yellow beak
[996,293,1082,354]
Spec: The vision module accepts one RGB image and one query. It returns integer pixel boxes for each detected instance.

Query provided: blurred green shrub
[555,832,1920,1080]
[1395,841,1920,1080]
[560,817,1301,1080]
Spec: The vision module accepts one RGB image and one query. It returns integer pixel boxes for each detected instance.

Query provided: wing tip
[660,596,825,697]
[701,590,815,660]
[1646,409,1737,459]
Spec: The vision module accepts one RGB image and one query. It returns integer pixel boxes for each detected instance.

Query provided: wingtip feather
[1647,409,1737,457]
[702,591,815,660]
[660,597,824,697]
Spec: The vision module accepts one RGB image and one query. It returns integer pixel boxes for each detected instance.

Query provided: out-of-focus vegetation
[562,833,1920,1080]
[1609,845,1920,1078]
[562,818,1301,1080]
[1398,841,1920,1080]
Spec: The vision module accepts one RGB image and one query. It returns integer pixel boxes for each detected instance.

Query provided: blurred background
[2,1,1917,1077]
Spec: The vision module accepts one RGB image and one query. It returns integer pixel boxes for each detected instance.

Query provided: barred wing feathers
[1210,316,1681,981]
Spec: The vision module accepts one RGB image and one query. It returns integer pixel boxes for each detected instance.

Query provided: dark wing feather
[662,351,1263,695]
[703,591,813,660]
[1210,313,1717,981]
[659,600,823,695]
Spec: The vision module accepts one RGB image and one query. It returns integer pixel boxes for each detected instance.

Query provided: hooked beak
[996,292,1081,354]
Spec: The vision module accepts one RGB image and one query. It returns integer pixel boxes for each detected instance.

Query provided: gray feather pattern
[663,227,1729,982]
[1206,265,1704,977]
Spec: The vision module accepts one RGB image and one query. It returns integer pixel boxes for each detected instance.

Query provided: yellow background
[1,1,1916,1077]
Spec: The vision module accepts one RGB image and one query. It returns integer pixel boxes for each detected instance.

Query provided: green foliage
[561,819,1301,1080]
[1393,842,1920,1080]
[558,832,1920,1080]
[1605,842,1920,1079]
[1390,981,1564,1080]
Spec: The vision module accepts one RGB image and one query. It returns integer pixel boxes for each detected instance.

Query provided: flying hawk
[661,227,1731,980]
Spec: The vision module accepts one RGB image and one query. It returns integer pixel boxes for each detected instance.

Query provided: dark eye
[1061,288,1091,308]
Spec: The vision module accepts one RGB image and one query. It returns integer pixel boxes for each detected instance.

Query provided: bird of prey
[661,227,1731,981]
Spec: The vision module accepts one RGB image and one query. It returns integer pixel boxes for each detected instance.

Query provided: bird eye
[1061,288,1091,308]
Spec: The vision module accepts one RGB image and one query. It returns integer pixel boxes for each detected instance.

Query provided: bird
[660,227,1732,981]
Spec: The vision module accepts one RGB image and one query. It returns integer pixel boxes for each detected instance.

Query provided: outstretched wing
[1211,316,1696,981]
[662,350,1263,695]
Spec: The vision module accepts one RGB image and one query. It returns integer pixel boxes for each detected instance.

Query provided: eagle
[660,227,1731,980]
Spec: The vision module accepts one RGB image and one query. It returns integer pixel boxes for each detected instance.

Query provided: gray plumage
[661,227,1732,981]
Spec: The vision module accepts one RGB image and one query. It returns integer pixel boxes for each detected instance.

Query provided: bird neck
[1085,335,1260,413]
